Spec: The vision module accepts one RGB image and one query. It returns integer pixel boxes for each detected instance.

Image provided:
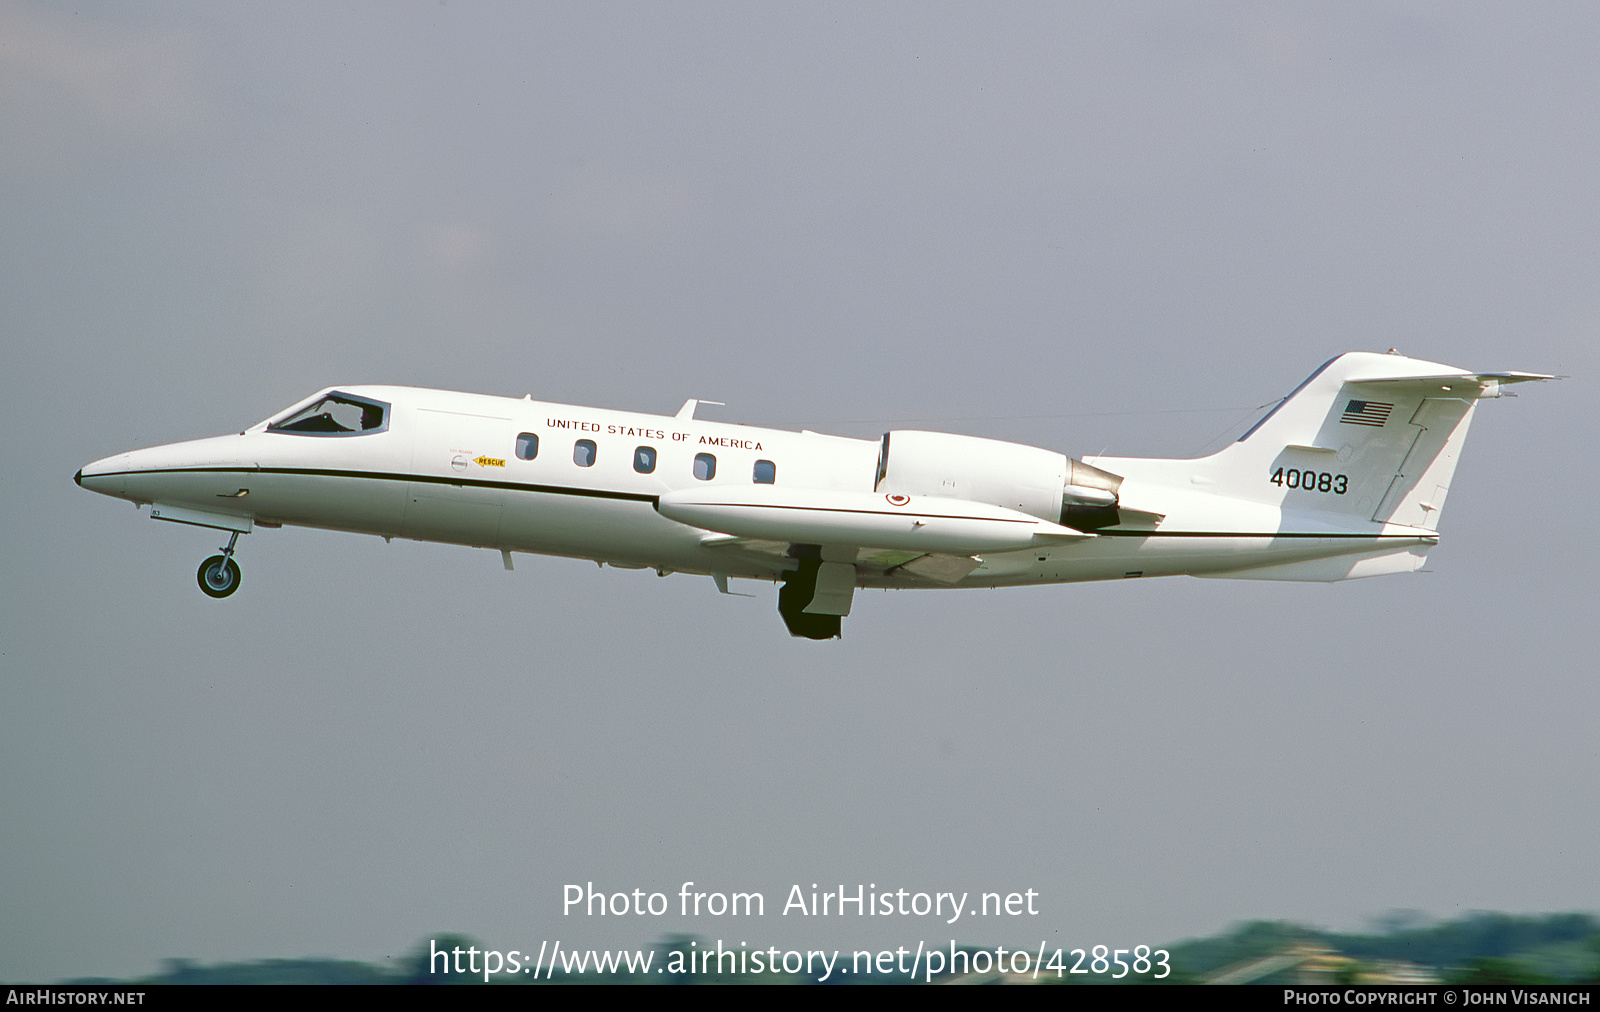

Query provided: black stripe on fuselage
[91,468,1435,540]
[1092,530,1433,540]
[88,466,661,504]
[669,501,1038,524]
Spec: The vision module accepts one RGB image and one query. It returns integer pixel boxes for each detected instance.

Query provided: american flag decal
[1341,399,1393,426]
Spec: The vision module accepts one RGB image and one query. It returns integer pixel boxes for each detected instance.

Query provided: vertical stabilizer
[1089,352,1547,531]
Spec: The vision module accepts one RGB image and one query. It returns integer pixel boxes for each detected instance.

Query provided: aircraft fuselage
[76,352,1549,637]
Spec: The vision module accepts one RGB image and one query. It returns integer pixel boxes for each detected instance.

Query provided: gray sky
[1,1,1595,982]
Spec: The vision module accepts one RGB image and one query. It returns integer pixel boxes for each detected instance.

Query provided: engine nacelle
[874,430,1126,530]
[1061,457,1125,530]
[874,430,1066,522]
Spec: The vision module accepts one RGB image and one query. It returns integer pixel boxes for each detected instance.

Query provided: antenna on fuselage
[676,399,725,420]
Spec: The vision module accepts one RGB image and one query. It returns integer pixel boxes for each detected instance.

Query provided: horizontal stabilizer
[1349,370,1554,386]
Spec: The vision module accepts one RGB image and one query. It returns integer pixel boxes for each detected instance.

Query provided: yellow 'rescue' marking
[474,456,506,468]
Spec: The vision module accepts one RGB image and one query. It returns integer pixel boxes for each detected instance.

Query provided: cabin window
[753,459,776,484]
[574,439,597,467]
[515,432,539,460]
[693,453,716,480]
[267,392,389,436]
[634,446,657,474]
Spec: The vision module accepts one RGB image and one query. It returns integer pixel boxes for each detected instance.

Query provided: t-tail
[1085,351,1551,580]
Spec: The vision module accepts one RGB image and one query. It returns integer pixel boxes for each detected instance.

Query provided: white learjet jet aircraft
[76,351,1547,638]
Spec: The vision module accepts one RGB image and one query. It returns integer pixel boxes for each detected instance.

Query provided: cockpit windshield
[267,392,389,436]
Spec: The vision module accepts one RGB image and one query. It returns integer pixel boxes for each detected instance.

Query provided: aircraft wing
[697,532,985,586]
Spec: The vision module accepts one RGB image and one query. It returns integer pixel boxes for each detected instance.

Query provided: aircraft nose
[78,435,256,505]
[76,449,143,499]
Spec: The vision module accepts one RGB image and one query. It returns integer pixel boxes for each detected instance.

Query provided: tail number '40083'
[1270,468,1348,494]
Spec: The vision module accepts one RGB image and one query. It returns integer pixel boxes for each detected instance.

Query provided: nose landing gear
[197,532,243,598]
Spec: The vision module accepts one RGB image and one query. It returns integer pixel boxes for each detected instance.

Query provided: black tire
[197,555,242,598]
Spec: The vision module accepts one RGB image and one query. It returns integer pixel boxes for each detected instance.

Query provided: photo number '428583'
[1270,468,1348,494]
[1067,945,1170,978]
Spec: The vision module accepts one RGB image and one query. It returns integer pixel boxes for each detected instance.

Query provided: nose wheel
[197,531,243,598]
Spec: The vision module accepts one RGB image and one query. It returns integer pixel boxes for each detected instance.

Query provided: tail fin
[1090,351,1549,531]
